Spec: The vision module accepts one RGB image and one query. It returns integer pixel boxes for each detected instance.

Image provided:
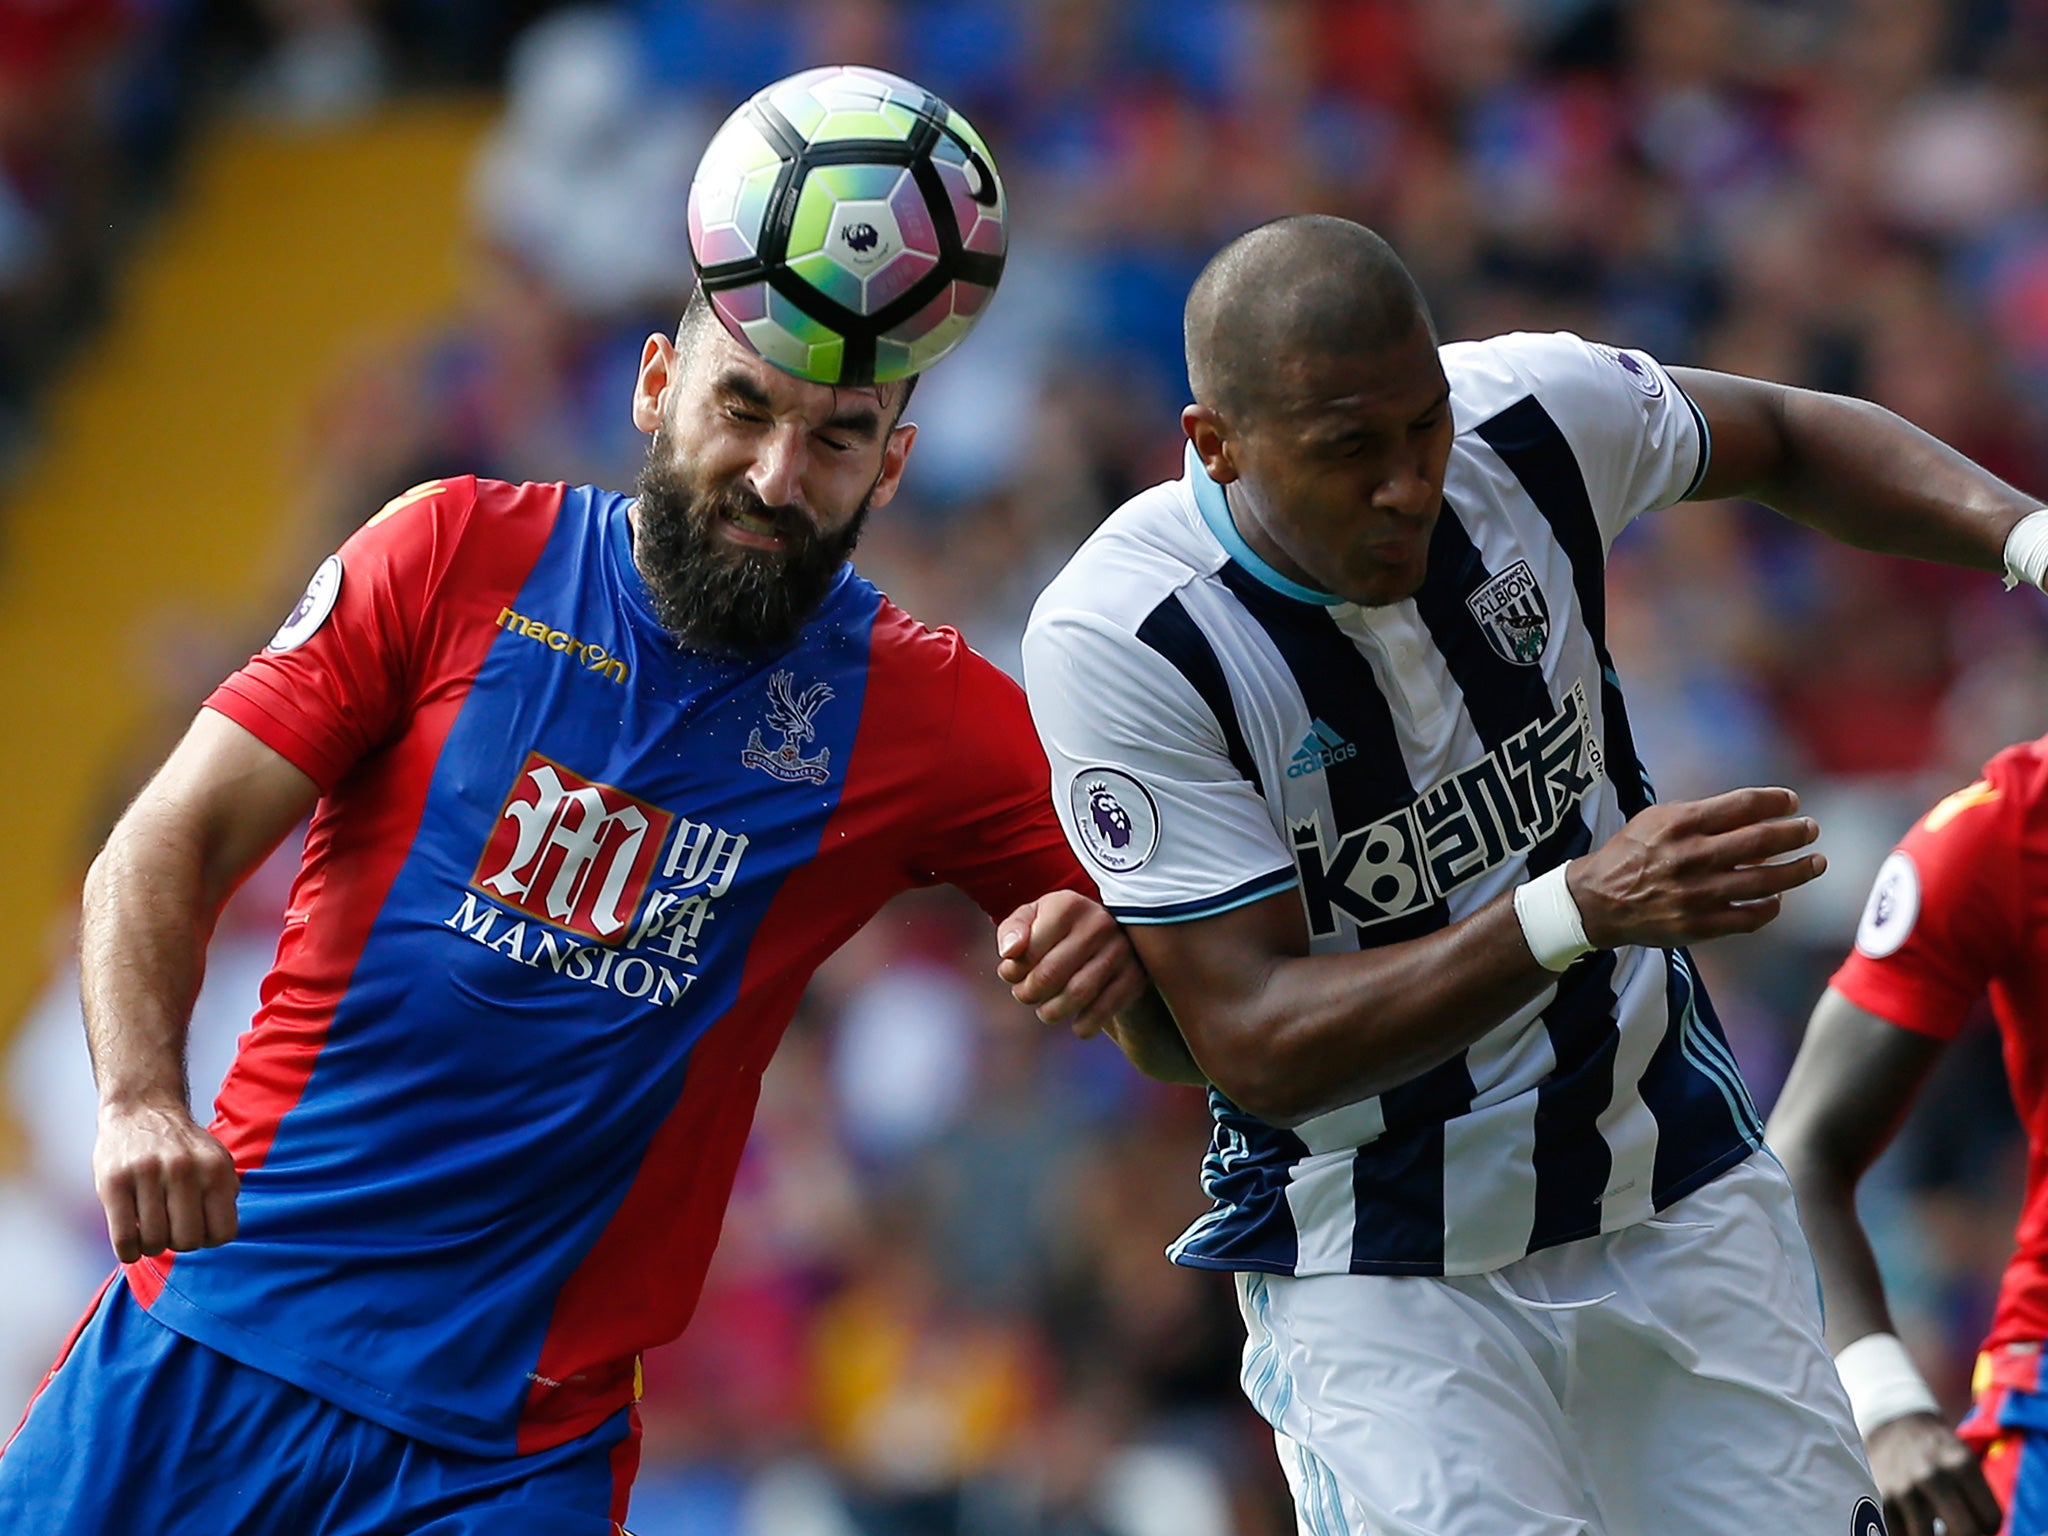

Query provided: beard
[631,425,873,652]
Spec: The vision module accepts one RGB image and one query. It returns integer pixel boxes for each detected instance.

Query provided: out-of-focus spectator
[0,0,129,471]
[242,0,388,123]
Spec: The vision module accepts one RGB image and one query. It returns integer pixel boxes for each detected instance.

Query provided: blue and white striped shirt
[1023,331,1761,1278]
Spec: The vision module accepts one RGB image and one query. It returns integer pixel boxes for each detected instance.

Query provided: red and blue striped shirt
[125,475,1085,1454]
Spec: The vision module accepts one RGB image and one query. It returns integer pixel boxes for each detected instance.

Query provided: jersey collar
[1183,443,1344,607]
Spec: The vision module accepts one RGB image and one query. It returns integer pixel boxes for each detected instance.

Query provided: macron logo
[1287,719,1358,778]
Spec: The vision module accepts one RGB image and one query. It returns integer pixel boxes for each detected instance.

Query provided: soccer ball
[687,65,1007,387]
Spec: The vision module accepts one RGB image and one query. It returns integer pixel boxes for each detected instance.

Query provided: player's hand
[93,1100,240,1264]
[1867,1413,2002,1536]
[1569,786,1826,950]
[995,890,1147,1038]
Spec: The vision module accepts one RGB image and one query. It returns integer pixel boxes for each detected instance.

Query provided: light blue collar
[1183,443,1344,606]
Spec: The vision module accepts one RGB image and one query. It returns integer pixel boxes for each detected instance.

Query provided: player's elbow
[80,841,117,922]
[1194,1039,1322,1126]
[1123,1034,1209,1089]
[1764,1105,1857,1203]
[1764,1122,1820,1193]
[81,807,160,917]
[1210,1077,1302,1125]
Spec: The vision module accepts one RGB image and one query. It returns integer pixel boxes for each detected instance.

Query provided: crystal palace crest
[741,671,835,785]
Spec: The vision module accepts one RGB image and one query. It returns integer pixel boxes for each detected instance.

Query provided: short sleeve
[1829,776,2020,1040]
[914,638,1097,922]
[204,478,472,792]
[1486,331,1709,544]
[1022,605,1295,924]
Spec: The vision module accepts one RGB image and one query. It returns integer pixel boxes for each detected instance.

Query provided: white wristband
[1834,1331,1940,1437]
[1513,864,1592,972]
[2002,508,2048,592]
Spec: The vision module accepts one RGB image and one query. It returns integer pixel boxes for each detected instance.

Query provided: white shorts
[1235,1154,1881,1536]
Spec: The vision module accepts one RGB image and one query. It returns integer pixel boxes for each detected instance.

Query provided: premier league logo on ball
[687,64,1008,386]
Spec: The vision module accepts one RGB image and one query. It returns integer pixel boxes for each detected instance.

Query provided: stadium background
[4,1,2047,1531]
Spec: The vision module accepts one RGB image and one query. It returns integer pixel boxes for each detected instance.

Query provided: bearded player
[0,269,1148,1533]
[1771,740,2048,1536]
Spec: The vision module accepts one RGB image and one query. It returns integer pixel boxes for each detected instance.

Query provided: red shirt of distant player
[1830,735,2048,1351]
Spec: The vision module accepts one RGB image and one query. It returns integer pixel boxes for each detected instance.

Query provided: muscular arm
[1768,988,2002,1536]
[83,709,318,1261]
[1673,367,2039,568]
[1130,883,1550,1122]
[1766,987,1945,1350]
[1133,787,1824,1125]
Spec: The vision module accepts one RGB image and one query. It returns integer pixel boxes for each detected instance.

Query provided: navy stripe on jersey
[1215,562,1472,1271]
[1137,593,1266,797]
[1524,953,1621,1248]
[1106,867,1296,923]
[1216,565,1448,945]
[1415,500,1614,1251]
[1169,1090,1311,1274]
[1672,948,1764,1143]
[1472,397,1653,817]
[1472,397,1755,1212]
[1348,1126,1459,1276]
[1414,500,1592,881]
[1123,588,1304,1273]
[1679,388,1713,499]
[1640,947,1763,1205]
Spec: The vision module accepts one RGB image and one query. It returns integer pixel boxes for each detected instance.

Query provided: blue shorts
[0,1275,639,1535]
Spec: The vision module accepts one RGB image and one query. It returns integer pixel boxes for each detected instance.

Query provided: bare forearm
[1775,1150,1897,1350]
[78,713,314,1261]
[79,814,216,1111]
[1161,788,1824,1125]
[1198,895,1551,1123]
[1766,990,1952,1352]
[85,826,247,1264]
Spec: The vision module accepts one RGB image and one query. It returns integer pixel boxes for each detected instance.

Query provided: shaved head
[1179,217,1453,608]
[1185,216,1433,426]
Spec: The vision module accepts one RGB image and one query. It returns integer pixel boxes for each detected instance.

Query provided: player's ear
[1183,403,1239,484]
[631,333,677,435]
[866,420,918,510]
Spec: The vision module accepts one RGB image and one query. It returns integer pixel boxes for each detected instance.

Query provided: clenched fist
[995,888,1147,1037]
[94,1101,240,1264]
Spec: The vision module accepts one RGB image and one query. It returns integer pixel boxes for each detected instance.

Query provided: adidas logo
[1287,719,1358,777]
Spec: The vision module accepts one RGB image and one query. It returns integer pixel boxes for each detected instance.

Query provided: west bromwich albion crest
[1465,559,1551,667]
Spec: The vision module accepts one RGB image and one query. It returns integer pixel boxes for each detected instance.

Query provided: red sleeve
[204,477,476,793]
[1829,770,2022,1040]
[915,637,1097,922]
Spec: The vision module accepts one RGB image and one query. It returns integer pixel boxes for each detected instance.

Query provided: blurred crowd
[10,1,2048,1532]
